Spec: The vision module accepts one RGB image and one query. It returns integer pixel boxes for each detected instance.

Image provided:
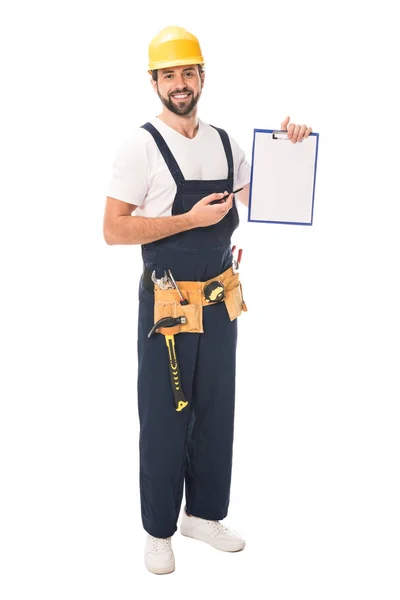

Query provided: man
[103,25,312,575]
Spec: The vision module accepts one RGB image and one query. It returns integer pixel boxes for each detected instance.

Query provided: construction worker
[103,25,313,574]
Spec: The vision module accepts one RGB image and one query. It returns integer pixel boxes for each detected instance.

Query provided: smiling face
[152,65,204,116]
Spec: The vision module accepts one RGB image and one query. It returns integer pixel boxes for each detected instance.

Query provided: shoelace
[151,536,171,553]
[207,520,231,534]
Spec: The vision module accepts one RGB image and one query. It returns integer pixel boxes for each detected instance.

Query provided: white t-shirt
[107,117,251,218]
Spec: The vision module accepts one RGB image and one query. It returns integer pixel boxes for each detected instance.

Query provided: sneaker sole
[180,529,246,552]
[145,562,175,575]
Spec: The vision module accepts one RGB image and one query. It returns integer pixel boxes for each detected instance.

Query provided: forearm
[237,183,250,207]
[104,213,195,245]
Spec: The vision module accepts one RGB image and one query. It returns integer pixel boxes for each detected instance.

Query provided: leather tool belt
[144,266,247,336]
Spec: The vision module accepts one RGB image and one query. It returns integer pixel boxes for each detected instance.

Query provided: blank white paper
[248,130,319,225]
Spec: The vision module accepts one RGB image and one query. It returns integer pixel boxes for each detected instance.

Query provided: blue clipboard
[248,129,319,225]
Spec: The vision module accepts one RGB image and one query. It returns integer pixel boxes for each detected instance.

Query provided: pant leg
[137,278,199,538]
[185,300,238,519]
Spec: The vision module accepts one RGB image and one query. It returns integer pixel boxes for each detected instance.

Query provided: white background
[1,0,399,598]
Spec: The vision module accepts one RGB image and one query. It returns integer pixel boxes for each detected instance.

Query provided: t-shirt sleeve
[229,135,251,190]
[106,130,149,207]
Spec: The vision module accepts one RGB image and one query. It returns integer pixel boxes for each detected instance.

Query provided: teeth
[173,94,188,99]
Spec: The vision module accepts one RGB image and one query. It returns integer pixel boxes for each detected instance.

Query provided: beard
[157,85,202,116]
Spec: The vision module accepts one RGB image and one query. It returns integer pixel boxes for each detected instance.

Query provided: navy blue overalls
[137,122,240,539]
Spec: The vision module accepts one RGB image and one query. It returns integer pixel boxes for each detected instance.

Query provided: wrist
[182,211,195,230]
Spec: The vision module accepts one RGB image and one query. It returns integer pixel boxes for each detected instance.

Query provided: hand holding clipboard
[248,117,319,225]
[279,116,313,143]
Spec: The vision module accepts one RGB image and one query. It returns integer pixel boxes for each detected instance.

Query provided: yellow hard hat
[148,26,204,71]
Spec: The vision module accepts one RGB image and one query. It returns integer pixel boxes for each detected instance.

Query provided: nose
[174,73,187,90]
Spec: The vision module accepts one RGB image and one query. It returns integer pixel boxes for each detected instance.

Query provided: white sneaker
[144,534,175,574]
[180,511,246,552]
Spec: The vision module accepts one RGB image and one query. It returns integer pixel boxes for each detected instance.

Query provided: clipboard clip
[272,130,289,140]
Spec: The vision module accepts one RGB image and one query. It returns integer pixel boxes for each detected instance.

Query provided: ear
[150,77,157,92]
[200,70,205,88]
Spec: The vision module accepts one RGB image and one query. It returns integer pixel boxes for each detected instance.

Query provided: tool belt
[144,266,247,335]
[144,265,247,412]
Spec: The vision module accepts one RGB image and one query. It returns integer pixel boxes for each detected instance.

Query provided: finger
[287,122,295,139]
[219,195,233,213]
[297,124,308,142]
[220,191,233,203]
[305,127,313,138]
[291,124,301,143]
[203,192,226,205]
[225,195,234,210]
[292,125,301,144]
[281,116,290,130]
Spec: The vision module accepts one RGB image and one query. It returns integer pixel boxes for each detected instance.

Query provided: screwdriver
[167,269,189,305]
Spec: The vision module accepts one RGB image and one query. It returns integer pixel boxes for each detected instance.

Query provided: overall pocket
[178,189,239,248]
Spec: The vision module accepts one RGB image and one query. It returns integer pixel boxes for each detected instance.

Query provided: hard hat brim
[148,56,205,72]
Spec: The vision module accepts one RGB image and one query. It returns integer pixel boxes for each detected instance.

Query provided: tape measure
[204,280,225,303]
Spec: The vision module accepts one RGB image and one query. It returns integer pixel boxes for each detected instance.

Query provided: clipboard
[248,129,319,225]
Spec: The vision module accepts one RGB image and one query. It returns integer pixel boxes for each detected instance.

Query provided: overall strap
[210,125,234,180]
[141,122,185,185]
[141,122,234,183]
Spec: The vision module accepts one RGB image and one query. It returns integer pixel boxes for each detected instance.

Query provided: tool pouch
[154,289,204,335]
[224,279,248,321]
